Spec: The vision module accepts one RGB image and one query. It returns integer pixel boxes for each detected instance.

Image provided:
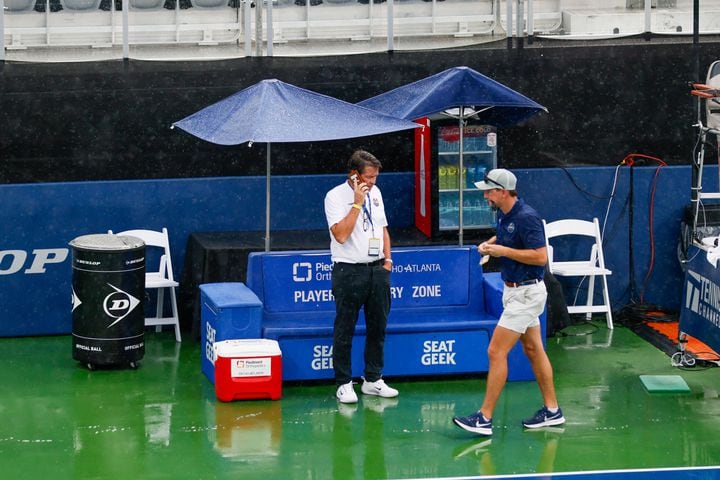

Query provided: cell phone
[350,173,358,183]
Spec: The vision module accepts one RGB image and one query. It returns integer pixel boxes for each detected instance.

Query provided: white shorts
[499,281,547,334]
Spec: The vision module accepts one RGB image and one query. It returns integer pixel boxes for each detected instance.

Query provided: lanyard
[363,194,375,236]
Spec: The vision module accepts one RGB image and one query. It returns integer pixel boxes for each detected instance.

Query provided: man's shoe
[336,381,358,404]
[522,406,566,429]
[452,412,492,436]
[361,378,399,398]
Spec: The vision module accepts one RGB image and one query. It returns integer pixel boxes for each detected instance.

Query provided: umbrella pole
[458,107,465,246]
[266,143,271,252]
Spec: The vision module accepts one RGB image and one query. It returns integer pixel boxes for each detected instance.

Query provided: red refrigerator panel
[414,117,432,237]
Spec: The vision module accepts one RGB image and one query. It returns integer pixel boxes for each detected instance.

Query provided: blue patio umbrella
[358,65,546,126]
[358,66,547,245]
[172,79,420,251]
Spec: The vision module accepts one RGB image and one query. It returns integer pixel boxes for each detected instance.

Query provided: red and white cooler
[213,339,282,402]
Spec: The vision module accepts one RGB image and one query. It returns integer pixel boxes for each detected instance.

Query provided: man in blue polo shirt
[453,168,565,436]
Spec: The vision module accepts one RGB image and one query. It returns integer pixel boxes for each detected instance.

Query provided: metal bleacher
[2,0,720,60]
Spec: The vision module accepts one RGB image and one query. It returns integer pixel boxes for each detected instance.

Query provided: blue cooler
[200,283,263,383]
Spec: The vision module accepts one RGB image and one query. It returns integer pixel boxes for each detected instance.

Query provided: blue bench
[201,245,544,382]
[200,246,545,380]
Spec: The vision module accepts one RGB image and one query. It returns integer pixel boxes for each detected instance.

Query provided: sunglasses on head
[484,174,505,190]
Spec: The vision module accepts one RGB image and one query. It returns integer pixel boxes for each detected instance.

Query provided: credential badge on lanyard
[364,193,380,257]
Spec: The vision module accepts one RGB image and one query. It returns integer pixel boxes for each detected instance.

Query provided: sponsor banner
[274,330,491,381]
[0,175,412,337]
[278,338,333,381]
[276,337,365,381]
[0,247,73,336]
[383,331,490,376]
[260,247,471,313]
[680,244,720,354]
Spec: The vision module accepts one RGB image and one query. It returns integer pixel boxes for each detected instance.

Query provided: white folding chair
[109,228,182,342]
[542,218,614,330]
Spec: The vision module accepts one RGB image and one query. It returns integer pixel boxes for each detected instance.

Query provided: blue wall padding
[0,166,698,336]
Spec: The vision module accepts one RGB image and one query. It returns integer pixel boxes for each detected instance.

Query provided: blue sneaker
[522,406,566,429]
[452,412,492,436]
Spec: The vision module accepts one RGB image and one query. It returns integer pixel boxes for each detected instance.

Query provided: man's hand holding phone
[351,173,368,206]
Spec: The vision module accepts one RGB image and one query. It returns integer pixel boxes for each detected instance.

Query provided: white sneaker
[336,381,358,404]
[361,378,399,398]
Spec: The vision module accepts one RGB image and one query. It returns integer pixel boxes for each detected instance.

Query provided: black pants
[544,265,573,336]
[331,262,391,385]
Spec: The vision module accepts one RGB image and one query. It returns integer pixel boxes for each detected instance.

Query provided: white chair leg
[170,288,181,343]
[586,275,596,322]
[601,275,613,329]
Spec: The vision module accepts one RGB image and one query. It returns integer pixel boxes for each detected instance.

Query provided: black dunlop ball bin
[69,234,146,369]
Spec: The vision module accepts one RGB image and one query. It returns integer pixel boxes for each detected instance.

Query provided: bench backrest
[246,246,485,315]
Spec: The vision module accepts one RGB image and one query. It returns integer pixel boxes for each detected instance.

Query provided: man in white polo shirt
[324,149,398,404]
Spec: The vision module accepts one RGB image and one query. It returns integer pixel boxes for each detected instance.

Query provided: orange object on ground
[647,321,720,361]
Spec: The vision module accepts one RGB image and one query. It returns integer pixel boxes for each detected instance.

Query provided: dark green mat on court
[639,374,690,393]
